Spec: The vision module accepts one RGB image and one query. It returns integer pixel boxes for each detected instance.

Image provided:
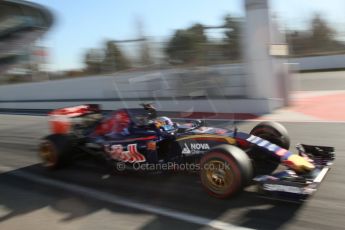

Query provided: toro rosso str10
[39,104,335,201]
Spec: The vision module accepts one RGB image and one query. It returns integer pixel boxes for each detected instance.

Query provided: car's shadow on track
[0,162,302,230]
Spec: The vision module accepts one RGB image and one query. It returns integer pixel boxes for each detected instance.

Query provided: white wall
[291,54,345,71]
[0,65,246,101]
[0,98,283,114]
[0,65,285,114]
[2,51,342,114]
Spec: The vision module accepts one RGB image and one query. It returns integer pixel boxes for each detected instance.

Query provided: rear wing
[48,104,101,134]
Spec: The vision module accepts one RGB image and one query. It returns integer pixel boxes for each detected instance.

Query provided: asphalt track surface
[0,114,345,230]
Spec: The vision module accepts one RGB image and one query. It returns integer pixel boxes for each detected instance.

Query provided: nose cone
[283,154,315,173]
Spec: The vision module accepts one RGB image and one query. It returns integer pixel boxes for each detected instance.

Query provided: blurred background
[1,0,344,82]
[0,0,345,116]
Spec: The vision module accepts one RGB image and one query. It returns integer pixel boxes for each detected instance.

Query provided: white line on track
[2,166,253,230]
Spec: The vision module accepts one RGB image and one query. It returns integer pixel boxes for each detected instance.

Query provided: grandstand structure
[0,0,53,76]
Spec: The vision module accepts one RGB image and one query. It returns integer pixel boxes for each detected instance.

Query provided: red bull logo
[105,144,146,163]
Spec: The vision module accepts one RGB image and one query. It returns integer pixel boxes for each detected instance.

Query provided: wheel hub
[205,160,233,193]
[39,142,57,167]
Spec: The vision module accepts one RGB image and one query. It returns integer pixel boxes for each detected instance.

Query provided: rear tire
[200,145,253,199]
[38,134,75,169]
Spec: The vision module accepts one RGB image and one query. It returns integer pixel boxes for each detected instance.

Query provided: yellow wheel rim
[203,159,234,194]
[39,141,57,167]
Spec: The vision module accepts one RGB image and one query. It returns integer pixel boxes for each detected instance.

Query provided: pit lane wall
[0,65,283,115]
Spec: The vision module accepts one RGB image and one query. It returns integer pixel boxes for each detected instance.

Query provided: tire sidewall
[200,145,253,199]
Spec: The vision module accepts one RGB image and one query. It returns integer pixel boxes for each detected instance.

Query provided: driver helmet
[155,116,174,131]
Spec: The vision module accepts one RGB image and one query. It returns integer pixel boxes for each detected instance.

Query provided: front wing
[254,144,335,202]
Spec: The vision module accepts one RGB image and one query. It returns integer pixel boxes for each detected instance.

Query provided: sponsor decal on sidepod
[182,143,210,154]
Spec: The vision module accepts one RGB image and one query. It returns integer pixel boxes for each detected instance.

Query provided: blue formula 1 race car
[38,104,335,202]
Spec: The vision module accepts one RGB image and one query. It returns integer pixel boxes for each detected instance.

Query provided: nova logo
[191,143,210,150]
[182,143,210,154]
[182,143,191,154]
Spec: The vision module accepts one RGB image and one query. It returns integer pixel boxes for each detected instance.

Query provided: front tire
[250,121,290,175]
[200,145,253,199]
[250,121,290,149]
